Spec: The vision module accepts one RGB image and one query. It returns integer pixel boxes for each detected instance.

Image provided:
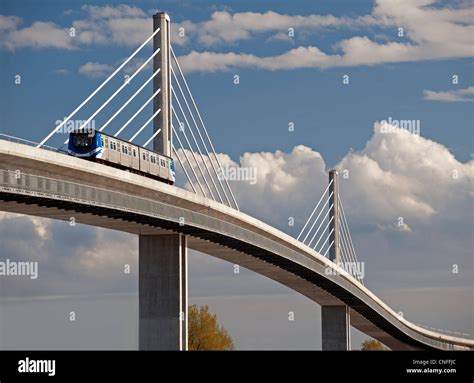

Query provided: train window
[133,149,137,157]
[151,156,156,164]
[101,138,104,147]
[160,159,165,167]
[123,146,128,155]
[73,134,92,147]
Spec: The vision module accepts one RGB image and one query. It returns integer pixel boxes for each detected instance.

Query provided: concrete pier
[139,233,188,350]
[321,305,351,350]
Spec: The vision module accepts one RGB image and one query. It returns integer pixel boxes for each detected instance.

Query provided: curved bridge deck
[0,140,472,350]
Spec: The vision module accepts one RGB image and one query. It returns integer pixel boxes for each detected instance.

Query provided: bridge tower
[321,170,351,350]
[328,170,341,264]
[152,11,172,157]
[139,12,188,351]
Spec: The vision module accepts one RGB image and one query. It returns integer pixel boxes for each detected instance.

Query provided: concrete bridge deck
[1,139,473,350]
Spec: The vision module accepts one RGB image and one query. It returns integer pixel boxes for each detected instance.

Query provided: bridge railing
[0,134,67,154]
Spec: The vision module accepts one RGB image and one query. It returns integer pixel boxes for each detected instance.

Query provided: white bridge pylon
[38,15,239,211]
[297,170,364,284]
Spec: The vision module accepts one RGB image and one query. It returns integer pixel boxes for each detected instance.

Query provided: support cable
[297,180,333,240]
[303,192,333,244]
[38,28,161,147]
[171,46,239,210]
[171,93,218,201]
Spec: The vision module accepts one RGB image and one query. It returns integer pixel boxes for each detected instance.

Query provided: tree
[188,304,234,350]
[361,339,386,350]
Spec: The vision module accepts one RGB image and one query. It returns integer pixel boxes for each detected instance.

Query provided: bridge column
[153,11,172,157]
[321,170,350,350]
[139,233,188,350]
[321,306,351,350]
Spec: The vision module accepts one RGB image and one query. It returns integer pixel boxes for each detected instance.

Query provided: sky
[0,0,473,350]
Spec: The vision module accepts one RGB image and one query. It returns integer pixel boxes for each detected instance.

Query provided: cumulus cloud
[72,5,151,47]
[53,68,70,76]
[78,61,113,78]
[0,15,20,31]
[174,123,473,235]
[176,0,474,72]
[0,212,51,240]
[0,5,151,51]
[81,4,146,20]
[341,125,467,226]
[178,46,339,73]
[0,212,137,298]
[423,86,474,103]
[78,228,136,273]
[175,10,365,46]
[2,0,472,72]
[1,21,73,50]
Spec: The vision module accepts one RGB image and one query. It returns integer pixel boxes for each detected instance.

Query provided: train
[68,130,175,184]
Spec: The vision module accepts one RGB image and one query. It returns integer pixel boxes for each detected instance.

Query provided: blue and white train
[68,130,175,184]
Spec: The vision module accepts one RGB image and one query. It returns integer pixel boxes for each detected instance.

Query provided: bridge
[1,12,472,351]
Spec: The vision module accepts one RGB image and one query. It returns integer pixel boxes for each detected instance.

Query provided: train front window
[73,134,93,148]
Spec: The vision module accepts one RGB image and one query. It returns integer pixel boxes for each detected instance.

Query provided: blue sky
[0,0,473,350]
[0,0,472,165]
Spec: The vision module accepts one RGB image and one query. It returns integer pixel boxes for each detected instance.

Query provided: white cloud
[0,5,152,50]
[337,123,472,225]
[53,68,70,76]
[176,0,474,72]
[79,229,136,273]
[177,10,361,46]
[0,15,20,31]
[1,1,472,75]
[178,46,339,73]
[78,61,113,78]
[174,123,472,233]
[378,222,413,233]
[70,5,152,48]
[266,32,295,43]
[0,212,50,239]
[81,4,147,20]
[2,21,73,50]
[423,86,474,103]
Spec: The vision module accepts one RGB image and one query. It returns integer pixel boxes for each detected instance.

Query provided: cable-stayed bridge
[0,12,472,351]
